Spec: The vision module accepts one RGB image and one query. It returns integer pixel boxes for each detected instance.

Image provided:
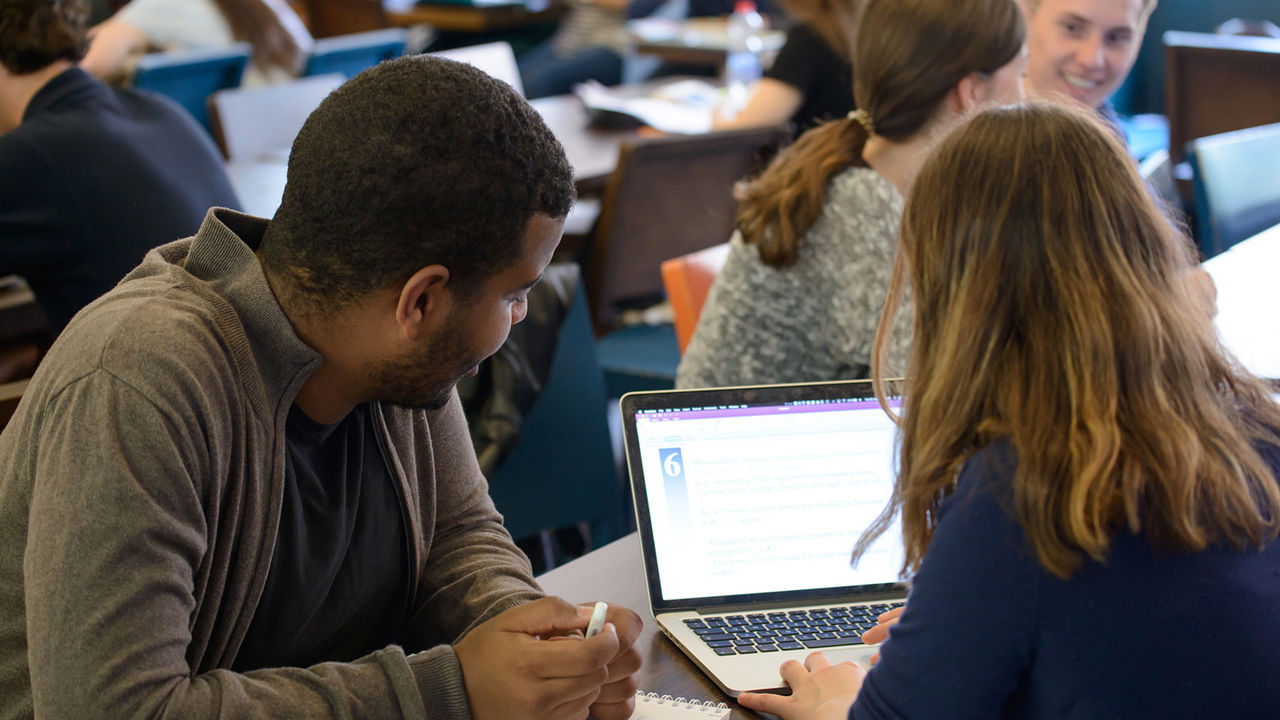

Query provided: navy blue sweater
[852,441,1280,719]
[0,69,239,331]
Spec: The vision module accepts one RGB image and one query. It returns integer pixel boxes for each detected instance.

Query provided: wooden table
[628,17,784,68]
[1203,223,1280,380]
[387,0,564,33]
[538,533,763,718]
[531,94,635,193]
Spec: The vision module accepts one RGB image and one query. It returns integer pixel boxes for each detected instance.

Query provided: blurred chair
[476,265,626,569]
[132,44,251,134]
[586,126,788,395]
[661,242,730,354]
[0,379,28,432]
[303,27,408,78]
[1187,121,1280,259]
[1164,31,1280,170]
[207,73,346,161]
[586,125,787,333]
[430,41,524,96]
[301,0,389,38]
[1138,147,1184,220]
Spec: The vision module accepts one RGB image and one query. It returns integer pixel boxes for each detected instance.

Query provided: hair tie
[847,109,876,136]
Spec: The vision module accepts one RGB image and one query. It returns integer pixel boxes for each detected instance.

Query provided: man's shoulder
[45,270,254,413]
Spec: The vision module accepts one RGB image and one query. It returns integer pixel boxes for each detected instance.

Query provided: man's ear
[395,264,451,341]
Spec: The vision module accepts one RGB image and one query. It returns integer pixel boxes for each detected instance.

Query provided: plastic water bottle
[724,0,766,117]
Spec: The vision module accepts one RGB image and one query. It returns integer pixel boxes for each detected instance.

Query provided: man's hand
[454,597,619,720]
[860,605,903,665]
[737,652,865,720]
[587,602,643,720]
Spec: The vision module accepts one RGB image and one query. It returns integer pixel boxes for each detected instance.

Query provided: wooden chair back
[585,125,788,333]
[1164,31,1280,168]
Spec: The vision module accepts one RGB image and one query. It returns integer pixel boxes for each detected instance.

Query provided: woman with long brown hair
[676,0,1026,389]
[81,0,312,87]
[738,102,1280,719]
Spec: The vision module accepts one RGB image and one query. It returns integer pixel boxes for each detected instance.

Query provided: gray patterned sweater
[676,166,912,388]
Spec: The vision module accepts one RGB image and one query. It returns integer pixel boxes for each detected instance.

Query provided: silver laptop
[620,379,907,697]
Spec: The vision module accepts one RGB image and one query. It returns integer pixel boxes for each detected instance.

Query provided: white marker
[585,601,608,637]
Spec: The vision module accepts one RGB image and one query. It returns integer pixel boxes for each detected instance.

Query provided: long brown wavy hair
[734,0,1024,267]
[861,102,1280,579]
[214,0,306,73]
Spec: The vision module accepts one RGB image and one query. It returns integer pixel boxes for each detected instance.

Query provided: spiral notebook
[634,690,731,719]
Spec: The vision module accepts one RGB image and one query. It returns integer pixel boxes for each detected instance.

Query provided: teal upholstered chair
[464,264,627,570]
[303,28,408,79]
[1188,121,1280,258]
[132,44,250,134]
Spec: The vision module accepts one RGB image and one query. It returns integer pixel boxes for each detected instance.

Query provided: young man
[0,0,239,334]
[1021,0,1157,124]
[0,26,641,720]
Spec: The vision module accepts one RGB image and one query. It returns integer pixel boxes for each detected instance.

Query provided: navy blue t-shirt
[852,440,1280,719]
[0,69,239,331]
[233,403,411,670]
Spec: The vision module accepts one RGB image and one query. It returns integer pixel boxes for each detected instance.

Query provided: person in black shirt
[714,0,862,132]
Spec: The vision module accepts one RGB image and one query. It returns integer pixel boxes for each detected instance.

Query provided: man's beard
[366,311,478,411]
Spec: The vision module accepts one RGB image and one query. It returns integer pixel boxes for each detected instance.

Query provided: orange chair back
[661,243,731,353]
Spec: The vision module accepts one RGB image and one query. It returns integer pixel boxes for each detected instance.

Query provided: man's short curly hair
[259,56,575,314]
[0,0,89,74]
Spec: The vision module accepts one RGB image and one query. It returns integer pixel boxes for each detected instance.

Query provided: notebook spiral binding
[637,690,731,712]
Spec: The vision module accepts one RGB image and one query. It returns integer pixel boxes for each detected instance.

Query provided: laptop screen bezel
[621,379,908,613]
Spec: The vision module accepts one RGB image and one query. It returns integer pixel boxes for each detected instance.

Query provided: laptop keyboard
[683,602,905,656]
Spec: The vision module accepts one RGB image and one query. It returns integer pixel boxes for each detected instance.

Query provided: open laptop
[620,379,908,697]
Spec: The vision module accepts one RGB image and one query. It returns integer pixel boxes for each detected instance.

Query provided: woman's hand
[860,605,903,664]
[737,652,865,720]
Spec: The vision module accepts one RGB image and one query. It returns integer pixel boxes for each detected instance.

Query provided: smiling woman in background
[80,0,312,87]
[737,101,1280,720]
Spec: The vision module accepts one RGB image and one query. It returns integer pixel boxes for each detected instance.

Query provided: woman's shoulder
[825,165,899,204]
[793,167,902,262]
[821,166,902,227]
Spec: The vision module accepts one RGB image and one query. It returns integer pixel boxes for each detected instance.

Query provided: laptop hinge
[693,590,906,615]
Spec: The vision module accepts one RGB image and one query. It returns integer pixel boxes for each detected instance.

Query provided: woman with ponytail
[676,0,1026,389]
[738,101,1280,720]
[82,0,312,87]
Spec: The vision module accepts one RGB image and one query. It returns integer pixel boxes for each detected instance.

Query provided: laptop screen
[624,381,905,608]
